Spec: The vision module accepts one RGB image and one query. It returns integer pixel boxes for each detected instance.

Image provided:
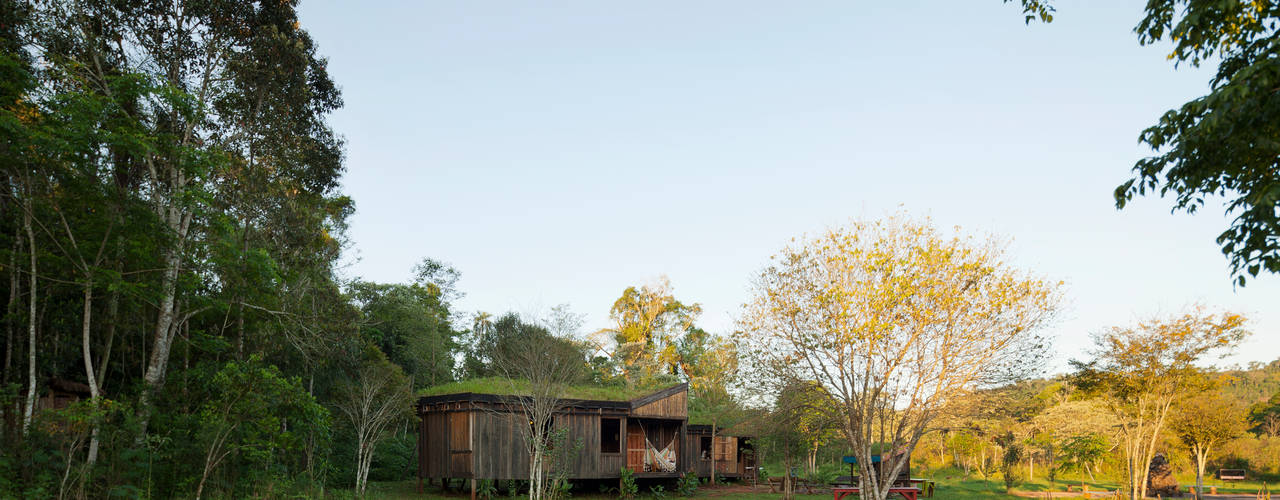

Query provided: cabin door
[449,412,472,476]
[626,421,645,471]
[714,436,737,474]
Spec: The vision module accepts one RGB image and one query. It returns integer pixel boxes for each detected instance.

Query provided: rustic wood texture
[418,386,693,481]
[714,436,737,474]
[449,411,473,477]
[631,390,687,419]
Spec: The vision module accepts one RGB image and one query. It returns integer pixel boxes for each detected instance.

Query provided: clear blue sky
[298,1,1278,372]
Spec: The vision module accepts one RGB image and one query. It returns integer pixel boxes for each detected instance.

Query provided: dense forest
[0,0,465,497]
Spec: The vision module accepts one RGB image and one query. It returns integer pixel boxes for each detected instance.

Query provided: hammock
[644,437,677,472]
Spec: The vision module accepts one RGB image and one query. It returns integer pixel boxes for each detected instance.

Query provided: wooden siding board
[631,391,687,419]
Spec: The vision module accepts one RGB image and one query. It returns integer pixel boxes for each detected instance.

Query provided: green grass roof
[417,377,671,402]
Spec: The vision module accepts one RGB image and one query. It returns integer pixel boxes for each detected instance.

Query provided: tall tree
[1170,393,1246,500]
[738,214,1063,500]
[1115,1,1280,285]
[1072,307,1249,500]
[598,277,701,381]
[491,315,585,500]
[22,0,347,435]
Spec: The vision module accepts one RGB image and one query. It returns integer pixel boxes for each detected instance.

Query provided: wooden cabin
[684,424,756,481]
[37,377,92,411]
[416,383,693,485]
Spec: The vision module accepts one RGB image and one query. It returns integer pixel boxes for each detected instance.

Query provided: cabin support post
[470,478,476,500]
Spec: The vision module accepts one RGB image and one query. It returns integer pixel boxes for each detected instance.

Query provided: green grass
[344,473,1280,499]
[416,378,674,402]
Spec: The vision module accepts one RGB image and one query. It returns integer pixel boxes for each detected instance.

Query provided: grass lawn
[344,473,1279,499]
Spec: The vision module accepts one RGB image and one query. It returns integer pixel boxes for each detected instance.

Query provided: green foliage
[349,271,462,389]
[648,484,667,500]
[1249,392,1280,438]
[676,471,700,496]
[476,479,499,500]
[1004,0,1055,24]
[459,313,589,382]
[1116,0,1280,285]
[996,432,1023,492]
[618,468,639,499]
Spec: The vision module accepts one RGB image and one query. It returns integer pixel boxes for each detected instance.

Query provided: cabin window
[601,418,621,454]
[700,436,712,460]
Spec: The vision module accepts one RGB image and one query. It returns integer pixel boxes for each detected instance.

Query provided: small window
[601,418,621,454]
[700,436,712,460]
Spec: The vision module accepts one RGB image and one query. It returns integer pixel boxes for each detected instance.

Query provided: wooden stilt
[470,478,477,500]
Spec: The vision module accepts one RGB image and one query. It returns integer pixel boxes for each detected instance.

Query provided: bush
[676,471,699,496]
[619,468,638,498]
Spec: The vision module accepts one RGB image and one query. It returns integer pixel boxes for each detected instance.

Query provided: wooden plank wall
[423,411,452,478]
[631,391,687,419]
[466,410,631,480]
[472,411,529,480]
[423,404,681,480]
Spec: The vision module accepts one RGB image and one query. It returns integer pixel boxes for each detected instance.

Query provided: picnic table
[832,485,921,500]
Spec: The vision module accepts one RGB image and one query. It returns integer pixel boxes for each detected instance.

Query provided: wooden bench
[1218,469,1246,481]
[832,486,920,500]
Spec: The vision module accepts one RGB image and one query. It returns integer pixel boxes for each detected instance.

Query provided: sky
[297,1,1278,373]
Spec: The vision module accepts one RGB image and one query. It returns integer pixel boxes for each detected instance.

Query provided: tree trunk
[22,203,38,435]
[80,283,101,466]
[1193,446,1208,500]
[136,214,188,436]
[710,421,717,485]
[96,287,118,389]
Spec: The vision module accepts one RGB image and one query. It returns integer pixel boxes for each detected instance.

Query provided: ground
[338,475,1278,499]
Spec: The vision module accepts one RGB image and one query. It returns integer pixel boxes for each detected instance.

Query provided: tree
[193,356,329,500]
[995,431,1023,493]
[491,315,585,500]
[682,330,742,484]
[1248,392,1280,438]
[738,214,1063,500]
[1058,433,1108,484]
[1072,307,1249,500]
[19,0,347,436]
[597,277,701,381]
[1170,394,1246,500]
[349,271,459,389]
[333,352,411,497]
[1114,1,1280,285]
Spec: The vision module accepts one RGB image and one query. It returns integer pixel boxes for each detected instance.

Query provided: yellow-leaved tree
[737,214,1063,500]
[1072,308,1249,500]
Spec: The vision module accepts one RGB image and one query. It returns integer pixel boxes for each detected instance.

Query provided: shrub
[676,471,699,496]
[619,468,638,498]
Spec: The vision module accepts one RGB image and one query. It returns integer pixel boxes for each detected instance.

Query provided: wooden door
[714,436,737,474]
[449,412,472,476]
[626,421,645,471]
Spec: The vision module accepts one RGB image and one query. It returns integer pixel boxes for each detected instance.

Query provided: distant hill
[1220,359,1280,405]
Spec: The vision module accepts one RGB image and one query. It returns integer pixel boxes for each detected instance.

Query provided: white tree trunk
[80,283,101,465]
[21,205,37,435]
